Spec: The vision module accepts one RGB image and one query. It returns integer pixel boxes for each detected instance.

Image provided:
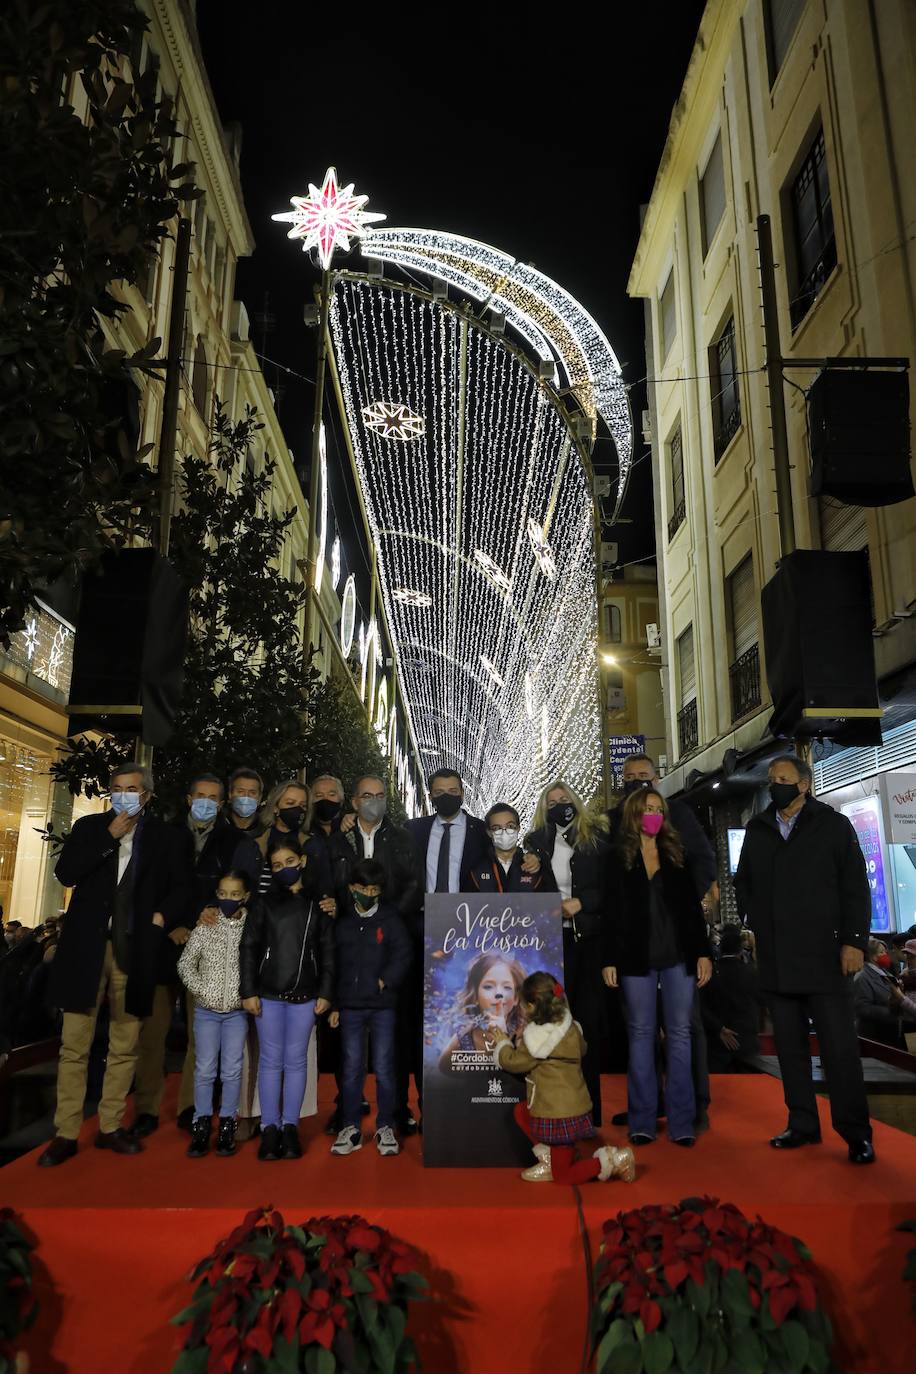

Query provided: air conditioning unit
[594,476,611,498]
[646,622,661,649]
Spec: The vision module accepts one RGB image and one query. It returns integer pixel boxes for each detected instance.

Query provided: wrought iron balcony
[729,643,761,722]
[667,498,686,542]
[790,238,838,329]
[713,399,741,462]
[677,698,699,758]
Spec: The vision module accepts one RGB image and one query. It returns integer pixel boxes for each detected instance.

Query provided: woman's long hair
[452,952,527,1038]
[259,779,308,832]
[617,788,686,871]
[530,778,609,851]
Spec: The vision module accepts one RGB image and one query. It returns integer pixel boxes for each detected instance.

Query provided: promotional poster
[422,891,565,1168]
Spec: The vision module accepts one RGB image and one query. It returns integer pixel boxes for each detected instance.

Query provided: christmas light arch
[329,276,604,818]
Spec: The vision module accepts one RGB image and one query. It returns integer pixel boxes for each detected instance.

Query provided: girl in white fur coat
[486,971,636,1184]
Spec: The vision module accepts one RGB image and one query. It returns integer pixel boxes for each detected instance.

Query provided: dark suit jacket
[734,797,870,995]
[49,811,194,1018]
[405,811,490,898]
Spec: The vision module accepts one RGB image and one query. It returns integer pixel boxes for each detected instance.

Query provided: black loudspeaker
[68,549,188,746]
[761,550,881,747]
[808,369,912,507]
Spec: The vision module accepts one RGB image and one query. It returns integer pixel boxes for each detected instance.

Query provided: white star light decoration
[272,167,385,271]
[362,400,426,442]
[527,518,557,580]
[393,587,433,608]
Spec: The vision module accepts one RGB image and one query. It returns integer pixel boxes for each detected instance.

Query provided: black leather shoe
[400,1115,419,1137]
[694,1109,710,1136]
[95,1128,143,1155]
[629,1133,655,1146]
[128,1113,159,1139]
[360,1098,371,1117]
[848,1140,876,1165]
[258,1124,284,1161]
[216,1117,237,1157]
[673,1136,696,1148]
[282,1123,303,1159]
[37,1136,77,1168]
[611,1111,629,1127]
[176,1106,195,1134]
[769,1128,822,1150]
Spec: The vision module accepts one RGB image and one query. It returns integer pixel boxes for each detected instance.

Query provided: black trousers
[394,936,424,1122]
[563,929,607,1126]
[768,983,871,1144]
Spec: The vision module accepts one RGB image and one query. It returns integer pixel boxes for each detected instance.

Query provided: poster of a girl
[438,952,527,1072]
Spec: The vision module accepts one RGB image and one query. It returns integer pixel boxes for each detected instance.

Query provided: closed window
[677,625,696,706]
[603,604,622,643]
[191,337,209,416]
[789,127,836,328]
[727,557,757,662]
[660,269,677,359]
[709,315,741,460]
[765,0,806,82]
[700,133,726,257]
[668,425,685,540]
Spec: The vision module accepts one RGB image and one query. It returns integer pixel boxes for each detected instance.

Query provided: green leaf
[665,1307,698,1365]
[806,1338,830,1373]
[597,1321,636,1372]
[686,1277,711,1319]
[170,1351,208,1374]
[779,1320,810,1372]
[607,1343,644,1374]
[304,1347,336,1374]
[642,1330,674,1374]
[731,1330,765,1373]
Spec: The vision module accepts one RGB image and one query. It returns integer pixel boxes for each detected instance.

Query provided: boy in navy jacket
[329,858,411,1157]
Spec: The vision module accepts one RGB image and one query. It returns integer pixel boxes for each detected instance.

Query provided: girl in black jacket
[240,840,334,1161]
[525,780,612,1123]
[602,789,711,1147]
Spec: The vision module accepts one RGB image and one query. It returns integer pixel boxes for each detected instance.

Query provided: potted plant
[172,1206,427,1373]
[592,1196,834,1373]
[0,1210,37,1374]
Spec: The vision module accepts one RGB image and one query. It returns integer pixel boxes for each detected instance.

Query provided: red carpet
[6,1074,916,1372]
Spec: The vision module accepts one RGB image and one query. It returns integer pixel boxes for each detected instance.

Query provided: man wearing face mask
[39,763,193,1167]
[397,769,490,1131]
[307,775,354,901]
[853,939,914,1047]
[735,754,874,1164]
[226,767,265,837]
[343,776,423,917]
[130,773,261,1139]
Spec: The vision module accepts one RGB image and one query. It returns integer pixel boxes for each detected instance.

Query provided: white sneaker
[330,1127,362,1155]
[375,1126,400,1156]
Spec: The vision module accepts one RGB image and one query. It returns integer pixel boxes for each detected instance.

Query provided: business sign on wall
[841,794,890,933]
[879,772,916,845]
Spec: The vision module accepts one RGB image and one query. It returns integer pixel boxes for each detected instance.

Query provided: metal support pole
[306,271,332,652]
[756,214,796,559]
[155,215,192,558]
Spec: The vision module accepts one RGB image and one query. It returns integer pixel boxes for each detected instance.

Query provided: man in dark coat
[130,770,262,1138]
[734,753,874,1163]
[701,923,764,1071]
[608,752,716,1130]
[38,763,193,1167]
[398,769,490,1131]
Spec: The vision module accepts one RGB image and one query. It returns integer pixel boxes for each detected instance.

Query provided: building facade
[600,564,667,787]
[628,0,916,913]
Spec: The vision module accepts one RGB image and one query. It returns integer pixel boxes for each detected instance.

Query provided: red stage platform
[6,1074,916,1373]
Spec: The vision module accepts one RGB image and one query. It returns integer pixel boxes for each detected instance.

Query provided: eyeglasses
[356,792,385,801]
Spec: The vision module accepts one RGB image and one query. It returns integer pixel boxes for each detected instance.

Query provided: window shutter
[660,271,676,359]
[677,625,696,704]
[766,0,805,79]
[728,557,757,660]
[819,498,867,552]
[701,134,725,255]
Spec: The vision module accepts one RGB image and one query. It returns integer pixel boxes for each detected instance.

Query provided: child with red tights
[486,971,636,1184]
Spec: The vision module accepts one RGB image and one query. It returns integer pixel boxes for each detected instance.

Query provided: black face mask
[770,781,801,811]
[313,798,342,824]
[432,793,462,819]
[277,805,306,832]
[623,778,652,795]
[547,801,577,828]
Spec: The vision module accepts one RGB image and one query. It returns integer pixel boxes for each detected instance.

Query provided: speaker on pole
[761,549,881,747]
[68,549,188,745]
[808,368,912,507]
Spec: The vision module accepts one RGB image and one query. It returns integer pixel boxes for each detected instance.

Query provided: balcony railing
[729,643,761,722]
[667,497,686,542]
[677,698,699,757]
[790,238,838,329]
[713,399,741,462]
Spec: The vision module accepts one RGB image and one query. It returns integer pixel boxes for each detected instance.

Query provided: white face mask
[491,827,519,851]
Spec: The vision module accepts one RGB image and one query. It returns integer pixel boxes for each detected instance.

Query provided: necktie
[435,823,452,893]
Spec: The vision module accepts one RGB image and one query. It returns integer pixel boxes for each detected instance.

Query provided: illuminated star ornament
[362,400,426,441]
[272,167,386,271]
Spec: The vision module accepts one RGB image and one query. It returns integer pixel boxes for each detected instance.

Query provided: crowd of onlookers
[0,911,63,1062]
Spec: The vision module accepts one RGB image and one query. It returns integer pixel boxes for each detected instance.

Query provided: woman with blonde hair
[525,779,612,1122]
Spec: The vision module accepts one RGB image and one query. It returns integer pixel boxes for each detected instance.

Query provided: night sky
[196,7,706,569]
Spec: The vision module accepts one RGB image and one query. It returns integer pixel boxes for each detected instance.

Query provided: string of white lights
[329,278,602,820]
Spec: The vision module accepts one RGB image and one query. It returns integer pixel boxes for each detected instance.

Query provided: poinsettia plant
[898,1218,916,1307]
[0,1210,37,1374]
[592,1197,834,1374]
[171,1206,427,1374]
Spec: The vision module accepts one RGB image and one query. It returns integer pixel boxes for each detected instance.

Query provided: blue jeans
[339,1007,397,1129]
[257,998,316,1128]
[193,1007,248,1121]
[621,964,696,1140]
